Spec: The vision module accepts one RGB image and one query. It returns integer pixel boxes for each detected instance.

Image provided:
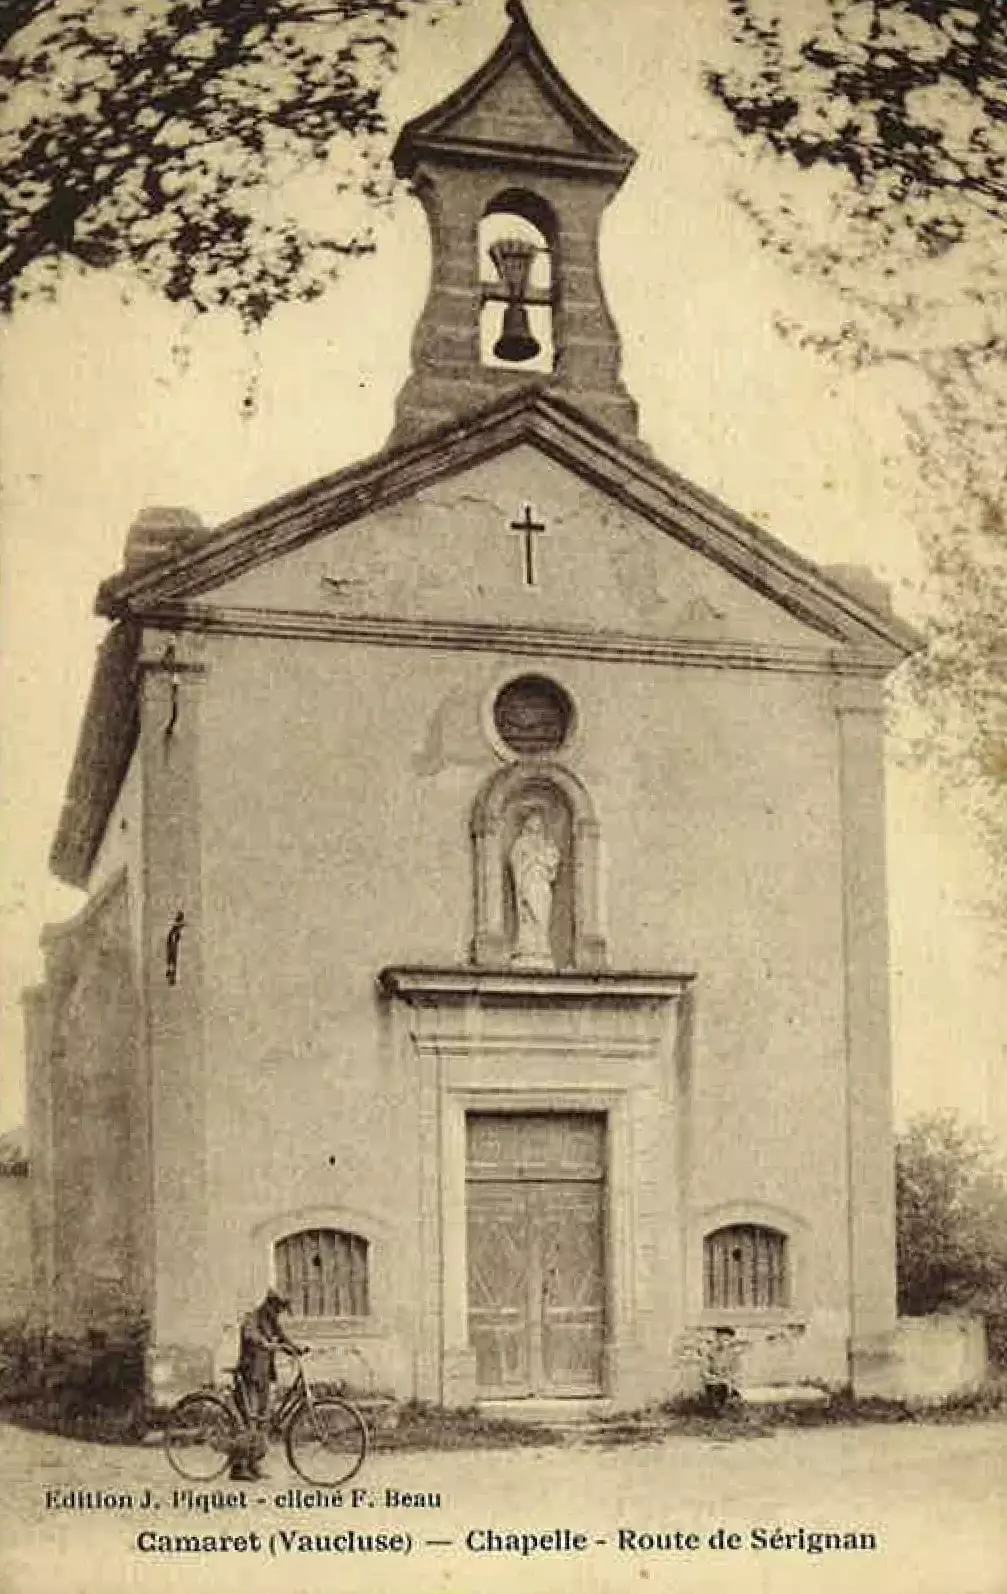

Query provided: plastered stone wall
[125,451,891,1396]
[88,752,143,965]
[33,876,147,1335]
[89,432,899,1402]
[189,646,848,1381]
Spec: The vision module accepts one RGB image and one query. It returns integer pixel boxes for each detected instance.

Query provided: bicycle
[163,1346,368,1487]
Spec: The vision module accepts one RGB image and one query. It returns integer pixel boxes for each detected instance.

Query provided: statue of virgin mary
[508,808,560,967]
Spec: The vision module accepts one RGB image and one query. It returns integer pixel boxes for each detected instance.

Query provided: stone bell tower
[391,0,639,443]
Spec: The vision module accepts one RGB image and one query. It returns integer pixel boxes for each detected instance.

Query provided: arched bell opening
[479,190,556,374]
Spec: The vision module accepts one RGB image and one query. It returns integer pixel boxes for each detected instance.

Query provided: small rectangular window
[704,1224,788,1310]
[275,1229,369,1318]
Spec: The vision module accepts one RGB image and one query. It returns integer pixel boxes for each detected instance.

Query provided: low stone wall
[681,1321,848,1400]
[690,1315,989,1405]
[894,1315,987,1400]
[857,1315,987,1403]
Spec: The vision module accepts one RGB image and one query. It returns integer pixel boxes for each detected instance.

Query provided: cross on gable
[509,503,547,586]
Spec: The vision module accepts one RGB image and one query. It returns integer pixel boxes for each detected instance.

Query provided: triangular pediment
[172,448,833,655]
[434,57,594,158]
[63,389,918,889]
[393,2,635,181]
[96,388,918,668]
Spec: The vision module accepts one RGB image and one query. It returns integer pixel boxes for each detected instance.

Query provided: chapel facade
[24,1,916,1407]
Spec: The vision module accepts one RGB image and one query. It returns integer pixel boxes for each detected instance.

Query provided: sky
[1,0,1004,1136]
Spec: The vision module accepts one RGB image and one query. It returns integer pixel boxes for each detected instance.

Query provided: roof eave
[49,623,141,890]
[397,137,634,184]
[392,1,636,183]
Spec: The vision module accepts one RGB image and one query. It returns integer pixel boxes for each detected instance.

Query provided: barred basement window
[704,1225,788,1311]
[275,1229,369,1319]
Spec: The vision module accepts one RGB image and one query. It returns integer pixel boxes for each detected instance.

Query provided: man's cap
[264,1288,290,1310]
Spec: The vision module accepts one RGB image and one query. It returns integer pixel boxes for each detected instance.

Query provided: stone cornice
[379,966,694,1004]
[132,600,897,678]
[400,137,629,183]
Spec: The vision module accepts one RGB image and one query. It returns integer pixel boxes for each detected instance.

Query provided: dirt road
[1,1416,1004,1593]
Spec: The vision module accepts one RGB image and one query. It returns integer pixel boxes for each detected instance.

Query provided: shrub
[0,1313,150,1438]
[896,1114,1007,1321]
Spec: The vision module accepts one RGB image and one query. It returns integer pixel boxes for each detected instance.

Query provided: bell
[494,300,540,363]
[489,237,541,363]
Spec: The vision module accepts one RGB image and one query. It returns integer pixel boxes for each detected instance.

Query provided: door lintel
[379,966,693,1005]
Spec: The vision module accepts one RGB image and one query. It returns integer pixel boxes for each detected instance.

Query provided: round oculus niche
[492,675,574,757]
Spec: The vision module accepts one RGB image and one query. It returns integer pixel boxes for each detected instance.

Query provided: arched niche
[471,763,606,970]
[479,188,556,373]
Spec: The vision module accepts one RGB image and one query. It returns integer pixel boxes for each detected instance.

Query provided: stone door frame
[448,1088,625,1403]
[379,967,692,1407]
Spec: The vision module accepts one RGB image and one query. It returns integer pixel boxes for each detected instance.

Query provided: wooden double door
[466,1112,606,1398]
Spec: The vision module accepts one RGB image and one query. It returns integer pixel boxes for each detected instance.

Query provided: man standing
[232,1288,300,1479]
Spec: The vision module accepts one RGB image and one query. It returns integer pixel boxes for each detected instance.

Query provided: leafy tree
[896,1113,1007,1317]
[704,1,1007,902]
[706,1,1006,264]
[901,407,1007,898]
[0,0,449,327]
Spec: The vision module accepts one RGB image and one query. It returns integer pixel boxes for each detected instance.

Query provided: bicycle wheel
[163,1393,240,1482]
[285,1397,367,1487]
